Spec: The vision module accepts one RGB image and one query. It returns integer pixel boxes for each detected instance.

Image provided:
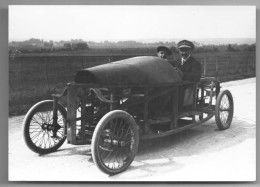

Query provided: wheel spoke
[102,148,114,166]
[123,138,134,145]
[121,147,133,162]
[33,132,43,145]
[29,126,42,134]
[47,133,53,148]
[46,132,53,148]
[43,132,48,149]
[57,115,64,123]
[116,119,123,138]
[112,118,119,138]
[109,121,116,139]
[100,148,108,161]
[219,108,231,112]
[35,112,47,124]
[38,133,44,148]
[30,129,43,141]
[124,126,131,138]
[31,117,42,126]
[118,120,126,139]
[110,149,120,169]
[56,130,64,137]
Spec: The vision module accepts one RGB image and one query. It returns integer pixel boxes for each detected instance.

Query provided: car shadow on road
[38,144,92,158]
[137,118,254,159]
[40,118,254,167]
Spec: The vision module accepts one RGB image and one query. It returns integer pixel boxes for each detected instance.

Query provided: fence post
[203,57,207,77]
[246,54,249,75]
[227,55,230,79]
[235,57,238,74]
[82,56,84,68]
[215,57,219,79]
[44,57,50,92]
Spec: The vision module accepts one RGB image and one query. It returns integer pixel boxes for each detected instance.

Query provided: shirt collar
[182,55,191,62]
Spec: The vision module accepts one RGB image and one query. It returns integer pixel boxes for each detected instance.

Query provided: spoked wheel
[215,90,234,130]
[91,110,139,175]
[23,100,67,154]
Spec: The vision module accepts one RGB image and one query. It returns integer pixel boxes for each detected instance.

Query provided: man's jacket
[171,56,202,82]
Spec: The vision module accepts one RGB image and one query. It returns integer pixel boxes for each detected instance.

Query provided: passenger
[156,46,172,59]
[147,46,175,118]
[170,40,202,110]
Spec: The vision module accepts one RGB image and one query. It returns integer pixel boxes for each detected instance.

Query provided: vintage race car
[23,56,234,175]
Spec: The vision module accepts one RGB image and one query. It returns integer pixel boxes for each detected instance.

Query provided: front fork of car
[215,81,220,98]
[51,87,68,138]
[52,96,59,137]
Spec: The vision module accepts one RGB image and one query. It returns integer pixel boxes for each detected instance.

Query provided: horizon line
[9,37,256,42]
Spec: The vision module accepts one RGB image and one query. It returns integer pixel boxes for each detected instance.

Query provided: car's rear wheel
[215,90,234,130]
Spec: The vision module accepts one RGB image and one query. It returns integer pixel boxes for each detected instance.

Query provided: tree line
[8,38,256,55]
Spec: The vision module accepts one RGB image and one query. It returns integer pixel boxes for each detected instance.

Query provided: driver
[170,40,202,110]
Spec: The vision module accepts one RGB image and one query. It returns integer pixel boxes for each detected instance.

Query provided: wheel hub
[120,141,126,147]
[104,139,126,147]
[112,140,126,147]
[41,123,52,131]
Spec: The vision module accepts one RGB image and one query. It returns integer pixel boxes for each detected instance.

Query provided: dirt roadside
[8,78,256,181]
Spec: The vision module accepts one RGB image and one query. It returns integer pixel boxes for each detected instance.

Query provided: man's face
[157,50,167,59]
[178,47,192,59]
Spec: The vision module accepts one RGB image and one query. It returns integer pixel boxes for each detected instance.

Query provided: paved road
[8,78,256,181]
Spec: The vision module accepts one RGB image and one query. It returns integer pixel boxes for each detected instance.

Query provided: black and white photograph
[8,5,256,181]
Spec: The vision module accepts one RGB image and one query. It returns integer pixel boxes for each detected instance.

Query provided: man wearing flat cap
[173,40,202,82]
[156,46,172,59]
[170,40,202,109]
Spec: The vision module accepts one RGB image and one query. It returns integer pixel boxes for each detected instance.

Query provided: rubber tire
[215,90,234,130]
[23,100,67,154]
[91,110,139,175]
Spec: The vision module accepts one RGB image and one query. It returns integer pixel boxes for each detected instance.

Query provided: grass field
[9,50,255,116]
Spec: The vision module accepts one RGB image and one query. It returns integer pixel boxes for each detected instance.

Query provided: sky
[9,5,256,42]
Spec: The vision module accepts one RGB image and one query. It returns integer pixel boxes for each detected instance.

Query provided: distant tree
[43,41,54,47]
[26,38,44,46]
[227,44,240,52]
[63,43,72,50]
[76,42,89,49]
[194,47,208,53]
[49,40,54,47]
[169,46,178,54]
[43,42,49,47]
[247,44,256,52]
[70,39,84,43]
[227,44,234,52]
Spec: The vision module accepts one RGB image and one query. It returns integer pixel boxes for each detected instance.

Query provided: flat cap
[177,40,195,50]
[156,46,172,55]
